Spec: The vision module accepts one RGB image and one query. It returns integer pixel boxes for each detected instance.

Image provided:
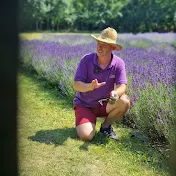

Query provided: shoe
[99,124,118,140]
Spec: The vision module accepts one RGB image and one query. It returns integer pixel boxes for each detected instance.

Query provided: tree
[22,0,176,32]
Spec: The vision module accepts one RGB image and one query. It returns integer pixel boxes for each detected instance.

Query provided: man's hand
[88,79,106,91]
[109,90,119,104]
[110,90,119,100]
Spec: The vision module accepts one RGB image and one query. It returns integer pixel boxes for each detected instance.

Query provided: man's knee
[120,95,131,112]
[77,131,94,141]
[109,96,130,117]
[76,122,95,141]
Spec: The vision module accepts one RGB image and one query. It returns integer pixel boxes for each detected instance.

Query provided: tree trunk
[57,23,59,31]
[39,22,42,31]
[36,20,38,31]
[47,20,49,30]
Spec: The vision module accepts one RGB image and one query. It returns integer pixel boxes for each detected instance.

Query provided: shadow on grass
[28,127,109,149]
[29,128,77,146]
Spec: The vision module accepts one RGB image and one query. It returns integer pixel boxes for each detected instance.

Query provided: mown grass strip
[18,72,169,176]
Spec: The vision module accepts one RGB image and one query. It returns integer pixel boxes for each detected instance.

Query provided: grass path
[18,72,169,176]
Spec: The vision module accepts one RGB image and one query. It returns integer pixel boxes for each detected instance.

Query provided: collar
[93,53,115,70]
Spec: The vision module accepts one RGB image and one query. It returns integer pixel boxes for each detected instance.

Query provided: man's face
[96,41,114,58]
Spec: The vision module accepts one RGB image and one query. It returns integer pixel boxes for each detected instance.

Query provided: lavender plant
[20,39,96,99]
[20,33,176,144]
[116,44,176,143]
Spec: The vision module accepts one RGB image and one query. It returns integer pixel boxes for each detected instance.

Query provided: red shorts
[74,103,108,126]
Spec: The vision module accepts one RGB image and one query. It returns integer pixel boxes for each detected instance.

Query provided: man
[73,27,130,141]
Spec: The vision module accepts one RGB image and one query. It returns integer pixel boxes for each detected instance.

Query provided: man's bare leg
[99,95,130,139]
[76,122,95,141]
[102,95,130,127]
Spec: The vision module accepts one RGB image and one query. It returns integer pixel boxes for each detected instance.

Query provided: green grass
[18,72,169,176]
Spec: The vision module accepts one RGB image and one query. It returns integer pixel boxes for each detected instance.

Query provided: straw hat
[91,27,123,51]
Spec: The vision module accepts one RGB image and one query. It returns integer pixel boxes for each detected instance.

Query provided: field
[18,32,176,175]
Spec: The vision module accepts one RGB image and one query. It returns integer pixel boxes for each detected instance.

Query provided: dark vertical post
[0,0,19,175]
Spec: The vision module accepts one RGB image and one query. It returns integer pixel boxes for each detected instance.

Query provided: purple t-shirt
[74,53,127,107]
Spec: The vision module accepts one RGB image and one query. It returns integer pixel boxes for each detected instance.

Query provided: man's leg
[103,95,130,127]
[99,95,130,139]
[74,105,96,141]
[102,95,130,128]
[76,123,95,141]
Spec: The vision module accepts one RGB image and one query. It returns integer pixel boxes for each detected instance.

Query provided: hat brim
[91,34,123,51]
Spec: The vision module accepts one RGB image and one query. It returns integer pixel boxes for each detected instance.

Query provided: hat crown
[90,27,122,51]
[100,27,117,42]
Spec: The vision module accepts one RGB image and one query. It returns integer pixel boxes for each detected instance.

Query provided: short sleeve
[115,59,127,85]
[74,56,87,82]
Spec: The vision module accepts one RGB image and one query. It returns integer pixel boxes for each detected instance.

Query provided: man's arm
[73,81,92,92]
[73,79,106,93]
[114,84,127,97]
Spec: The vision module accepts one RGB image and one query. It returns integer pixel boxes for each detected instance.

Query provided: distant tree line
[21,0,176,33]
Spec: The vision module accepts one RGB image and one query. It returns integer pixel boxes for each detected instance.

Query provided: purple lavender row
[20,36,176,143]
[20,38,176,100]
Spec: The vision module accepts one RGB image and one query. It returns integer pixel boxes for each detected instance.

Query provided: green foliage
[21,0,176,32]
[118,0,176,33]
